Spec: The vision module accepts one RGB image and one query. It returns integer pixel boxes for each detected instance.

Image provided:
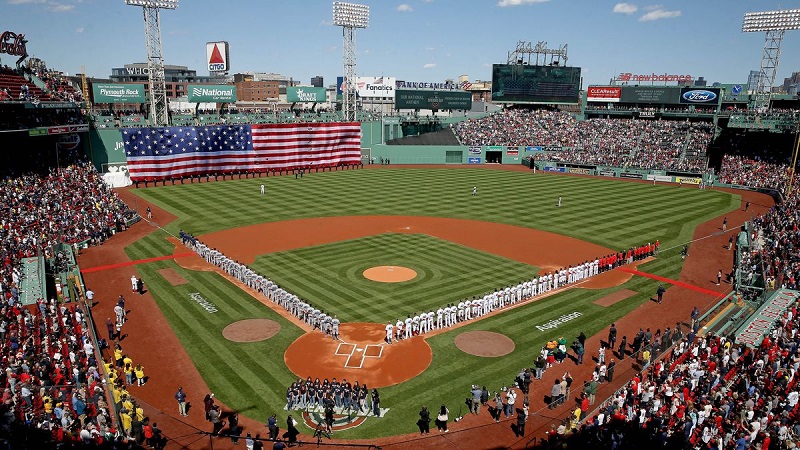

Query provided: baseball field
[122,166,738,439]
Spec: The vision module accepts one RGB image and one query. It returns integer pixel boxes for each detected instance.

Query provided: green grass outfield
[251,233,539,323]
[125,168,740,439]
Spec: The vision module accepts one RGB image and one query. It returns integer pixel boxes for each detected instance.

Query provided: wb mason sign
[187,85,236,103]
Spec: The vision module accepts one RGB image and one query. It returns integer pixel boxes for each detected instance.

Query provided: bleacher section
[0,70,50,101]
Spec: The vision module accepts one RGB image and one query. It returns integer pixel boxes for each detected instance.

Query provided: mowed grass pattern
[124,168,740,439]
[252,233,539,323]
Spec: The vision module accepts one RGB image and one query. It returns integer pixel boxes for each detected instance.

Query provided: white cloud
[613,3,638,14]
[423,63,436,69]
[47,1,74,11]
[75,27,84,33]
[639,7,681,21]
[497,0,549,7]
[397,3,413,12]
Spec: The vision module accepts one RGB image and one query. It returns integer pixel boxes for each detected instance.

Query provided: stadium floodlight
[125,0,179,127]
[332,2,369,122]
[742,9,800,110]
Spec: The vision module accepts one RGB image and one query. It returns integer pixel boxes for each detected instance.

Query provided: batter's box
[363,345,383,358]
[335,343,356,356]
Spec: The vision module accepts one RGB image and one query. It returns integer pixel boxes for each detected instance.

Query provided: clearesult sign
[92,83,146,104]
[187,84,236,103]
[0,31,27,57]
[587,86,621,102]
[286,86,326,103]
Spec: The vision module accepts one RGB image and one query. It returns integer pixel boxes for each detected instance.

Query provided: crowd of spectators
[540,300,800,449]
[0,162,136,311]
[452,109,713,172]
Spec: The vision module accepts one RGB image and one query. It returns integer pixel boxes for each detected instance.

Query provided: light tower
[742,9,800,111]
[332,2,369,122]
[125,0,178,127]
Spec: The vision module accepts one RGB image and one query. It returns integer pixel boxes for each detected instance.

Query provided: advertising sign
[598,170,616,177]
[587,86,621,103]
[645,174,673,182]
[206,41,230,73]
[679,88,720,105]
[287,86,326,103]
[617,72,693,83]
[1,31,27,57]
[468,157,481,164]
[675,176,702,185]
[187,84,236,103]
[394,89,471,110]
[569,168,592,175]
[544,166,567,173]
[92,83,146,103]
[525,146,543,152]
[395,80,458,90]
[468,146,482,155]
[619,87,678,104]
[336,76,345,95]
[543,145,562,152]
[735,289,799,347]
[355,77,396,98]
[619,172,643,179]
[492,64,581,104]
[507,148,519,156]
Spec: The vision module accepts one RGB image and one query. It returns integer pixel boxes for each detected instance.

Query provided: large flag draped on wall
[123,122,362,181]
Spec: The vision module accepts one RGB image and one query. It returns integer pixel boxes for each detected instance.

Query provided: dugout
[485,150,502,163]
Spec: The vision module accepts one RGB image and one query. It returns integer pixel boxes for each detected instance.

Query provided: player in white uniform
[426,311,434,332]
[396,319,404,341]
[385,322,393,344]
[404,316,413,339]
[260,184,265,195]
[436,307,445,329]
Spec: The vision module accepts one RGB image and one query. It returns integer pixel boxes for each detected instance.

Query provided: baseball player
[412,313,421,336]
[130,275,138,293]
[426,310,434,332]
[385,322,393,344]
[396,319,404,341]
[436,306,445,329]
[472,186,477,196]
[449,303,457,326]
[260,184,265,195]
[404,315,413,339]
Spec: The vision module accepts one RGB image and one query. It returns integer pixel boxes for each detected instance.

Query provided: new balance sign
[187,85,236,103]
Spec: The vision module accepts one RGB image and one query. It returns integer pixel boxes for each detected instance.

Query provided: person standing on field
[472,186,477,196]
[260,184,265,195]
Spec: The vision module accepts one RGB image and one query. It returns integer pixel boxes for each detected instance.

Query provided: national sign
[122,123,362,181]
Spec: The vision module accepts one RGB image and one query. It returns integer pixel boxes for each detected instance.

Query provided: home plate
[357,348,363,352]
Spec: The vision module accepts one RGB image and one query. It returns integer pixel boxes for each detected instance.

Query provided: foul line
[615,267,723,297]
[81,253,195,273]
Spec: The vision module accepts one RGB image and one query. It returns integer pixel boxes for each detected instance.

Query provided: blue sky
[3,0,800,87]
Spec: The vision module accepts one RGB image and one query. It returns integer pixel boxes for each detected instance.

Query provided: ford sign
[681,89,718,103]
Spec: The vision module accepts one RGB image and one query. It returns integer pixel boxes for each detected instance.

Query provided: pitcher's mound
[455,331,515,357]
[223,319,281,342]
[363,266,417,283]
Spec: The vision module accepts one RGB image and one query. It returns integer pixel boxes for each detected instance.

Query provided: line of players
[180,230,658,341]
[180,231,342,339]
[384,241,659,342]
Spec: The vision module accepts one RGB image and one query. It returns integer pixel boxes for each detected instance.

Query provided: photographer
[470,385,482,415]
[417,406,431,434]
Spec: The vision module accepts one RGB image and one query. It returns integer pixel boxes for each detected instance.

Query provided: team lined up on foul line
[180,230,343,338]
[179,231,659,341]
[384,241,660,343]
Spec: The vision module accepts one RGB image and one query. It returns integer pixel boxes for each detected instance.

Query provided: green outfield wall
[89,128,127,171]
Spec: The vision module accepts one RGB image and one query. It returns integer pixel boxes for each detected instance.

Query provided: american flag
[461,81,472,90]
[123,122,362,181]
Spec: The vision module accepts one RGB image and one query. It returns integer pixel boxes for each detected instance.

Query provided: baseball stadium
[2,2,800,450]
